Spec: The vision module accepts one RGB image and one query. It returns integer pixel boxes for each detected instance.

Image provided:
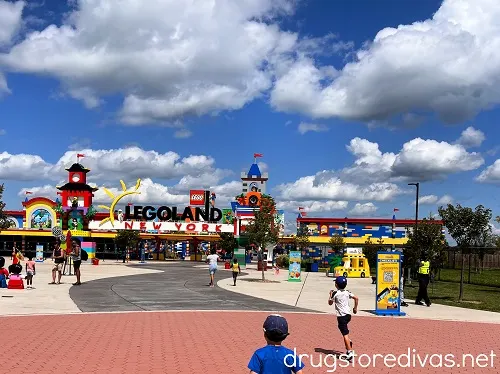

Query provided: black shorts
[337,314,351,336]
[73,260,81,270]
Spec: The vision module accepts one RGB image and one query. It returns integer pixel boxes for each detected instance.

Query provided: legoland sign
[89,183,233,233]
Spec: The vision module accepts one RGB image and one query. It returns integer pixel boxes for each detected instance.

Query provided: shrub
[275,254,289,268]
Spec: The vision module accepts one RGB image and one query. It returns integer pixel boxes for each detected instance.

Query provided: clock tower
[56,163,98,209]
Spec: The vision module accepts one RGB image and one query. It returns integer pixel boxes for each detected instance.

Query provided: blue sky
[0,0,499,233]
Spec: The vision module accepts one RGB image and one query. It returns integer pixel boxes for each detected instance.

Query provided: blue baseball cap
[263,314,289,338]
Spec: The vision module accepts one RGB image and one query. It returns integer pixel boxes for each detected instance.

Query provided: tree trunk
[459,250,465,302]
[467,252,471,284]
[261,248,265,281]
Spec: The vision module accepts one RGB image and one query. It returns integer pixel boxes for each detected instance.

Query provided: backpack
[81,250,88,261]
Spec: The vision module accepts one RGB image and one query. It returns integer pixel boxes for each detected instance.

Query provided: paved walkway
[217,264,500,324]
[69,263,313,312]
[1,311,499,373]
[1,260,500,373]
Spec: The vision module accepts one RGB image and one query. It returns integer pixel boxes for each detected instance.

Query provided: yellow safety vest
[232,263,239,272]
[418,261,430,275]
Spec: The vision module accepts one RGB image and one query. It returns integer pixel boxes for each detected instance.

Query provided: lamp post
[408,182,420,284]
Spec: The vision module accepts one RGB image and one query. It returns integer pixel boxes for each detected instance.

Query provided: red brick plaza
[2,311,499,373]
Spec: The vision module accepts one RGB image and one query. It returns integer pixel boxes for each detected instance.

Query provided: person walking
[50,239,65,285]
[71,238,82,285]
[25,256,36,289]
[206,248,219,287]
[231,258,241,286]
[415,255,431,307]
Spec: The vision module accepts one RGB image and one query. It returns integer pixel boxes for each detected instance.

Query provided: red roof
[297,217,443,225]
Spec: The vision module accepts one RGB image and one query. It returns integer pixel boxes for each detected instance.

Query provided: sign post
[374,251,405,316]
[288,251,302,282]
[35,245,44,263]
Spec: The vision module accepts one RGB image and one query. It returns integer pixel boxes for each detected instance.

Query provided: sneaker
[415,301,424,306]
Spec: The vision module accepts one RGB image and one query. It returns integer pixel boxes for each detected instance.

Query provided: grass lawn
[404,281,500,313]
[437,268,500,287]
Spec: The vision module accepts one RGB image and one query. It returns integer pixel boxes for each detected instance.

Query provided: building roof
[247,163,261,178]
[65,163,90,173]
[297,217,443,225]
[56,182,98,192]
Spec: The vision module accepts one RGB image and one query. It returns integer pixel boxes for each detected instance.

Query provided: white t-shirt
[332,289,354,316]
[207,254,219,267]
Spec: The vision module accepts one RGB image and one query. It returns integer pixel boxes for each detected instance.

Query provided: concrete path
[0,260,162,315]
[217,265,500,324]
[69,262,314,313]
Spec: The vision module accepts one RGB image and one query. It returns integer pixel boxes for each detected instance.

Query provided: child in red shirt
[0,257,9,288]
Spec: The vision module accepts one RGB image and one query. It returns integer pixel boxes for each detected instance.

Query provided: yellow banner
[376,253,401,311]
[67,230,91,237]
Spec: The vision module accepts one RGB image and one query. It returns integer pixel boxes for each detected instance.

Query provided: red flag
[127,202,133,206]
[77,153,85,158]
[253,153,263,158]
[393,208,399,212]
[25,191,33,195]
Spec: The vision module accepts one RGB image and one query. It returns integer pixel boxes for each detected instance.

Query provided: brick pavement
[2,311,499,373]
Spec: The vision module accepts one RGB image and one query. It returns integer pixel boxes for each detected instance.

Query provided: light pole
[408,182,420,284]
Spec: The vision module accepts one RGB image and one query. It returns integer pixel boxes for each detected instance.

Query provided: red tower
[56,163,98,209]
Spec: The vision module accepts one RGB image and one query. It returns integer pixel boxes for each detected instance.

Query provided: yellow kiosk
[334,249,371,278]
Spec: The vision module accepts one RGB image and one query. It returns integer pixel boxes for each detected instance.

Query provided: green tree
[0,184,10,229]
[438,204,492,301]
[405,217,448,279]
[245,201,279,280]
[294,224,310,250]
[328,234,345,254]
[362,238,378,271]
[218,232,238,257]
[114,230,141,261]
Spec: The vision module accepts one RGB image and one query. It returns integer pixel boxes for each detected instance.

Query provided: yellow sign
[68,230,90,237]
[98,179,141,227]
[375,252,402,314]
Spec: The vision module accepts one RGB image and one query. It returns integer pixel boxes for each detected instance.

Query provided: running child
[328,276,359,361]
[231,258,241,286]
[25,256,36,289]
[248,314,305,374]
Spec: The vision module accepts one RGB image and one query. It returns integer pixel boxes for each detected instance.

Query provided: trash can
[311,262,319,272]
[224,261,230,269]
[257,260,267,271]
[92,258,99,265]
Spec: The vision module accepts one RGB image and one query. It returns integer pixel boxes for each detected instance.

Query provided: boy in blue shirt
[248,314,305,374]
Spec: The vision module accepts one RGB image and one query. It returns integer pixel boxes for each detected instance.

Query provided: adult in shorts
[206,248,219,287]
[50,239,65,284]
[71,238,82,285]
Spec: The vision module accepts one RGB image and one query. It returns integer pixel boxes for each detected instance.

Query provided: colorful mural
[67,210,84,230]
[30,208,53,229]
[6,216,20,228]
[222,209,234,224]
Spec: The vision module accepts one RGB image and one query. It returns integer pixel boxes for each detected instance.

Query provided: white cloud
[94,178,188,206]
[270,0,500,125]
[0,151,51,181]
[415,194,454,205]
[277,200,348,213]
[18,184,57,199]
[297,122,328,134]
[174,129,192,139]
[0,1,24,46]
[476,159,500,183]
[0,71,10,95]
[275,173,402,202]
[437,194,454,205]
[456,126,485,148]
[340,137,483,183]
[0,0,301,124]
[349,202,377,215]
[0,146,231,183]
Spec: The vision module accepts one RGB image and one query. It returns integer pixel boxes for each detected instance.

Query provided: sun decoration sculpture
[98,179,141,227]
